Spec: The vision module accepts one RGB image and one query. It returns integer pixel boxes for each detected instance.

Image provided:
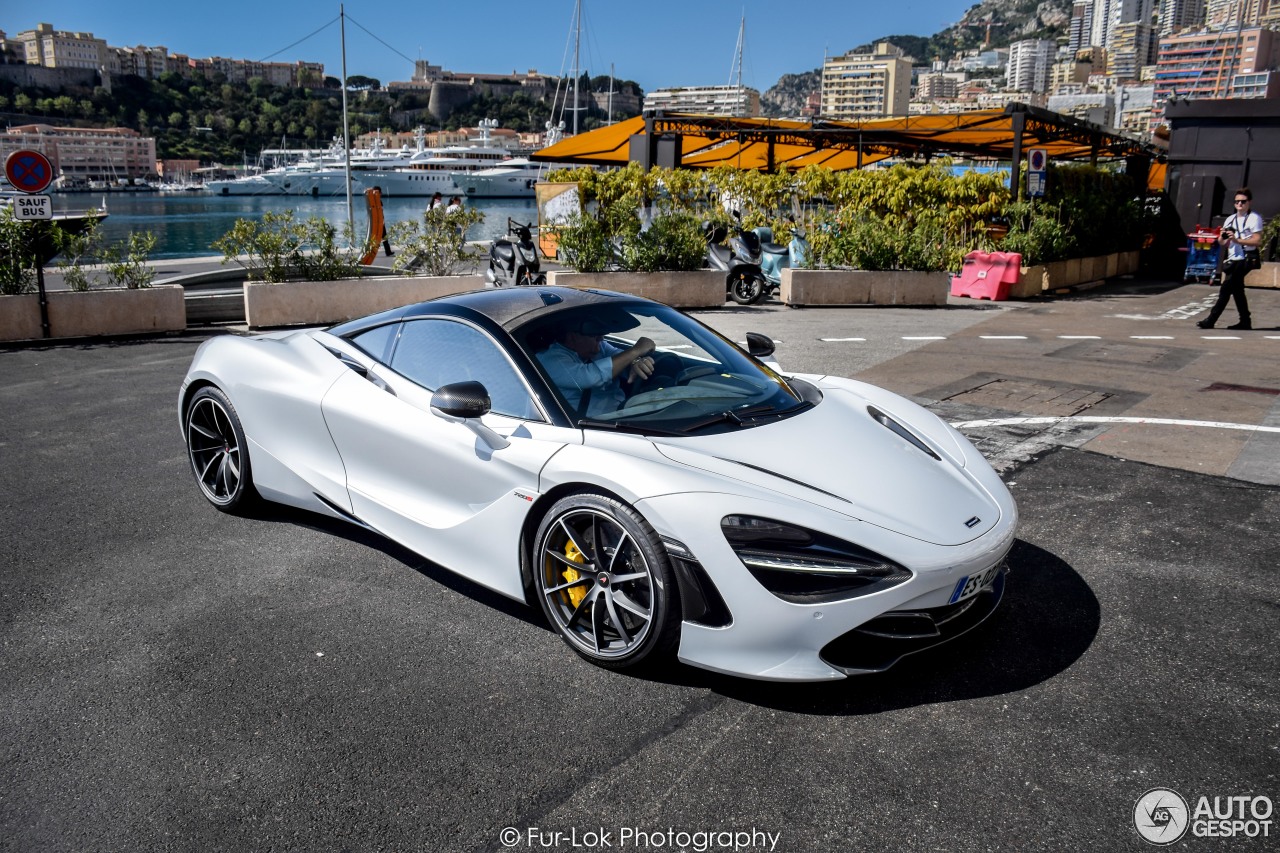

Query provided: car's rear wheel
[184,386,259,514]
[533,492,680,670]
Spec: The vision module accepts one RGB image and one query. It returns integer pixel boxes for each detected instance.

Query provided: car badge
[964,516,981,528]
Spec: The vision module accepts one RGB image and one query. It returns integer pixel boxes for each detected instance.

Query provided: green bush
[213,211,303,282]
[554,212,616,273]
[102,231,158,289]
[0,207,36,295]
[622,212,706,272]
[214,211,364,282]
[53,214,103,292]
[388,205,485,277]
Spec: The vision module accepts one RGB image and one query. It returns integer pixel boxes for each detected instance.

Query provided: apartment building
[0,124,156,182]
[1007,39,1057,93]
[821,43,911,119]
[1108,22,1157,79]
[1152,26,1280,125]
[14,23,108,70]
[1159,0,1205,35]
[12,21,324,86]
[643,85,761,117]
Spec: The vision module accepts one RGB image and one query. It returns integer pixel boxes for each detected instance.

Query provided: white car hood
[649,385,1001,546]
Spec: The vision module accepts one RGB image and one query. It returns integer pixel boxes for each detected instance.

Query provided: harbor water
[48,192,540,259]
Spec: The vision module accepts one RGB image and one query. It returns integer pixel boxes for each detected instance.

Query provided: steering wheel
[677,365,719,384]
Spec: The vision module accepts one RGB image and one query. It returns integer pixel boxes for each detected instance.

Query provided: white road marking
[820,337,866,342]
[1130,335,1174,339]
[950,415,1280,434]
[902,336,946,341]
[1202,336,1242,340]
[980,335,1027,340]
[1058,335,1100,339]
[1112,296,1218,322]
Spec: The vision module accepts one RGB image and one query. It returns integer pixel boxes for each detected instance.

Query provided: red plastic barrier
[950,251,1023,301]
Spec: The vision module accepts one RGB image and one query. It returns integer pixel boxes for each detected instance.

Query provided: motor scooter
[486,218,545,287]
[704,212,767,305]
[754,218,810,300]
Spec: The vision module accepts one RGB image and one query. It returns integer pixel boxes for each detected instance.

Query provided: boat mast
[340,4,354,241]
[729,12,745,116]
[573,0,582,136]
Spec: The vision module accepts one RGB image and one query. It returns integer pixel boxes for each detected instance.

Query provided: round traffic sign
[1028,149,1047,171]
[5,149,55,194]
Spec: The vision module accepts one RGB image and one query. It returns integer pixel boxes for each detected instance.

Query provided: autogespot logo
[1135,788,1190,845]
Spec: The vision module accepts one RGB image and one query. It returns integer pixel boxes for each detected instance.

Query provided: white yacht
[451,158,543,199]
[204,173,287,196]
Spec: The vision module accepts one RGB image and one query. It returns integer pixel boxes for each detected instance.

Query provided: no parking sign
[1027,148,1047,198]
[5,149,55,194]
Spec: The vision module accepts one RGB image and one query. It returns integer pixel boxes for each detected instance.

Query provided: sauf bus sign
[5,150,55,219]
[13,194,53,220]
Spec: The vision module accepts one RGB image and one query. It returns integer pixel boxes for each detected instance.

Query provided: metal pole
[340,4,354,242]
[31,223,50,338]
[1010,109,1026,203]
[573,0,581,136]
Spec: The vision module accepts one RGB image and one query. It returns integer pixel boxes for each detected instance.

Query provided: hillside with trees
[0,70,643,163]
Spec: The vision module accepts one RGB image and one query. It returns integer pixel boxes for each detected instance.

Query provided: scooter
[704,213,767,305]
[486,218,545,287]
[754,219,810,300]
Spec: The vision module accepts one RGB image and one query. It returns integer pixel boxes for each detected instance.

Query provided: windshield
[517,302,812,435]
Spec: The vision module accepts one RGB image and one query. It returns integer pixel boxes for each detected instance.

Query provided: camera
[1221,228,1235,239]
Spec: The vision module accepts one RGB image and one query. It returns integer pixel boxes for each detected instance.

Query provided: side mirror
[745,332,776,359]
[430,381,509,450]
[431,381,491,419]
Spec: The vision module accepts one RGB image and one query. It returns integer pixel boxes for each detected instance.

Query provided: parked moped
[486,218,545,287]
[754,218,810,300]
[704,213,767,305]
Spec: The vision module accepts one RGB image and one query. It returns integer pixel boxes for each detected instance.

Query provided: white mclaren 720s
[180,286,1017,681]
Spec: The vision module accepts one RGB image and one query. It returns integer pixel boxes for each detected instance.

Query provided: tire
[533,492,681,671]
[184,386,260,514]
[728,272,764,305]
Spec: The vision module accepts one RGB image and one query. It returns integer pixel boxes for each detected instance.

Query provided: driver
[537,312,657,417]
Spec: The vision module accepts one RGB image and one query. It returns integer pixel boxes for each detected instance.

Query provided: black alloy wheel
[533,492,680,670]
[184,386,259,514]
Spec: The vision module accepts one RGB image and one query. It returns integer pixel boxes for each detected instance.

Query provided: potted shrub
[218,207,487,329]
[1,210,183,342]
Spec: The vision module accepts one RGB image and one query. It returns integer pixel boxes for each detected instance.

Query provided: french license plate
[948,564,1000,604]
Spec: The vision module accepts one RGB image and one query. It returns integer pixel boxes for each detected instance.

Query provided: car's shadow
[650,539,1101,715]
[254,509,1098,713]
[254,504,547,630]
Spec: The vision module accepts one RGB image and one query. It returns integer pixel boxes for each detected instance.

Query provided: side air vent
[867,405,940,461]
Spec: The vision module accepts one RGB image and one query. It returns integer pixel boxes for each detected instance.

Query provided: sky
[11,1,972,93]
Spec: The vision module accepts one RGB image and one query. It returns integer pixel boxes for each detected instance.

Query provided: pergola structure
[531,102,1164,193]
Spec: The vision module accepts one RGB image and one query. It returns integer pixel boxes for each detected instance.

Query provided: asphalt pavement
[1,279,1277,852]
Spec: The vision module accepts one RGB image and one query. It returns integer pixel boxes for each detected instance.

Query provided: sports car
[180,286,1017,681]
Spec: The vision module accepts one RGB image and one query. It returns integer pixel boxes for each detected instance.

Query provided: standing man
[1199,187,1264,330]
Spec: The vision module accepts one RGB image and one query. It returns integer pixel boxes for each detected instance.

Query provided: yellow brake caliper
[562,540,588,608]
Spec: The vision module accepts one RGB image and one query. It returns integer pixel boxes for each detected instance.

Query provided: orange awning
[532,104,1160,174]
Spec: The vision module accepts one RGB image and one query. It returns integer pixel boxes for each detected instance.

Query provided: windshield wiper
[575,418,686,437]
[682,403,788,432]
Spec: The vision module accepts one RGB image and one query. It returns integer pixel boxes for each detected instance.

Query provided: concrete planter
[1,285,186,343]
[244,275,484,329]
[544,270,725,308]
[1245,261,1280,289]
[781,268,949,307]
[1015,251,1140,296]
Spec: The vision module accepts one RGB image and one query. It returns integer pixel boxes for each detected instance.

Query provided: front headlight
[721,515,911,604]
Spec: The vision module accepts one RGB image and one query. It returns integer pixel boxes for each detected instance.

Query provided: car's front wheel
[533,492,680,670]
[184,386,259,514]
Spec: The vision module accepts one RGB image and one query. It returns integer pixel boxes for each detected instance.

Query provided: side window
[390,319,540,421]
[350,322,399,362]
